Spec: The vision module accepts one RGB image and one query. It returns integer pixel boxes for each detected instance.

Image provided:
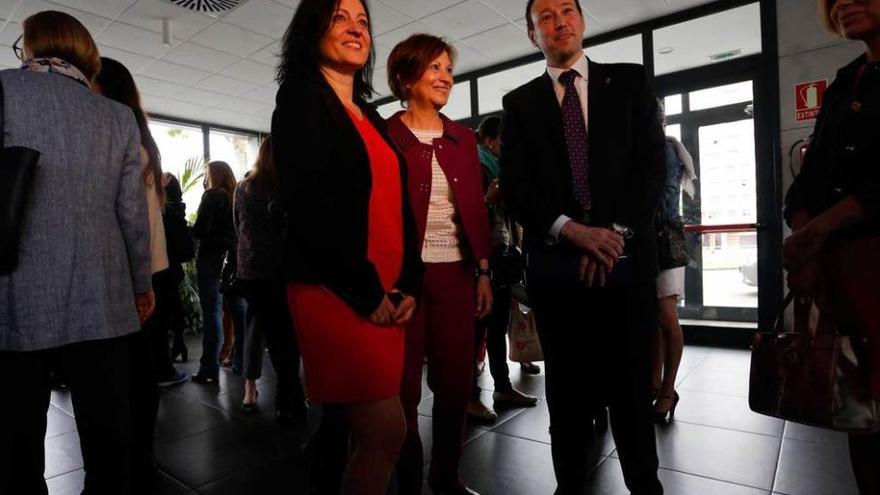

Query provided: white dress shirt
[545,56,589,240]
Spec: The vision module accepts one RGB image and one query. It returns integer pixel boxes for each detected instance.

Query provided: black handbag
[0,79,41,275]
[656,216,688,270]
[219,249,240,295]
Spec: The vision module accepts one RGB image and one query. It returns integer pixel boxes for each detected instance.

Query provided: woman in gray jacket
[0,11,152,495]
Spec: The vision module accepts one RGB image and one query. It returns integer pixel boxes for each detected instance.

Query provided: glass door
[662,80,761,323]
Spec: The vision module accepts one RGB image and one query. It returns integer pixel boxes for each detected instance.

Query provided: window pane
[478,60,546,115]
[149,121,205,216]
[445,81,472,121]
[689,81,753,111]
[652,3,761,75]
[665,123,681,142]
[663,94,682,116]
[208,129,261,183]
[584,35,643,65]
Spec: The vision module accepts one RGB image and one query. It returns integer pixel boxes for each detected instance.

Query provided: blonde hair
[818,0,842,36]
[23,11,101,82]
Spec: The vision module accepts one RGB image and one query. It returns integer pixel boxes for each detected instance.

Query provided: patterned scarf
[478,144,501,181]
[21,57,90,87]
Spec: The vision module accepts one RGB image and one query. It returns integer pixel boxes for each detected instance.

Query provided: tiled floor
[43,342,860,494]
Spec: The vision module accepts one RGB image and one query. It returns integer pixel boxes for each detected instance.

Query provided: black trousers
[148,269,182,380]
[528,264,662,495]
[0,336,132,495]
[241,278,304,409]
[473,284,513,398]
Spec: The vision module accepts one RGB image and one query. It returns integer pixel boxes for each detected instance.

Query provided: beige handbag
[508,301,543,363]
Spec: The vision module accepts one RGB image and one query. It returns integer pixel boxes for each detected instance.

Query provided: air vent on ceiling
[163,0,247,15]
[708,49,743,62]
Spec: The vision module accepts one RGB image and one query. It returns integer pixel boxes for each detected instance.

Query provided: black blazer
[499,60,666,281]
[271,70,422,316]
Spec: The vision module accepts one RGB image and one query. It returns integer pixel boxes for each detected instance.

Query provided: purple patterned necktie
[558,69,591,212]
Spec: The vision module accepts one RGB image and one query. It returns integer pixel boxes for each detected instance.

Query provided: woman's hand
[369,296,397,327]
[475,276,493,319]
[787,259,823,297]
[783,222,826,272]
[392,292,417,325]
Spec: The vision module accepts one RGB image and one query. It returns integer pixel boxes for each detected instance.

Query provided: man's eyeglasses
[12,35,22,61]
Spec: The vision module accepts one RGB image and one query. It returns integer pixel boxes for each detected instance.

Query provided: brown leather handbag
[749,291,880,432]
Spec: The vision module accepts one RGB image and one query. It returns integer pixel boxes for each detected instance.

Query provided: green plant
[178,155,206,195]
[180,260,202,335]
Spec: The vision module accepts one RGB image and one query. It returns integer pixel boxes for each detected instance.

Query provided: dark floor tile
[774,437,859,495]
[50,389,74,416]
[492,401,616,457]
[197,459,308,495]
[415,415,488,466]
[46,405,77,439]
[588,458,770,495]
[167,368,247,403]
[46,468,84,495]
[654,421,780,490]
[672,390,784,436]
[782,421,849,446]
[44,431,82,479]
[456,432,558,495]
[700,349,752,374]
[154,392,234,444]
[678,367,750,398]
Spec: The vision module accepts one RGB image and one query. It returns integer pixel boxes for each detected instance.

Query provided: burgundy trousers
[397,261,476,493]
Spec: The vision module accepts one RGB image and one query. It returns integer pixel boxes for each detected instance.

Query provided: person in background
[191,161,237,384]
[272,0,422,492]
[785,1,880,493]
[385,34,492,495]
[218,251,247,375]
[500,0,666,493]
[162,172,193,363]
[235,136,307,422]
[93,55,188,491]
[468,115,538,423]
[0,11,152,493]
[651,100,695,424]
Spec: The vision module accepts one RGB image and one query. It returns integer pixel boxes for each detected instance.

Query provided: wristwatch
[475,267,493,280]
[611,223,635,239]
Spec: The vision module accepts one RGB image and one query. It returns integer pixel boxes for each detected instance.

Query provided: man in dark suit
[499,1,666,493]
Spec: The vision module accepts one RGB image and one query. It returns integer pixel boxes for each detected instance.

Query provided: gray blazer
[0,68,152,352]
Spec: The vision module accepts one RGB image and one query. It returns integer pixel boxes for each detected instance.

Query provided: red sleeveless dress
[287,109,405,404]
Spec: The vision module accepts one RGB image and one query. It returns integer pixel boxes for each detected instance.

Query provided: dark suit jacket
[386,112,491,263]
[499,60,666,282]
[271,70,423,317]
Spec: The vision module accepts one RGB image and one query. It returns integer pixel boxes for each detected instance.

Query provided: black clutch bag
[0,79,41,275]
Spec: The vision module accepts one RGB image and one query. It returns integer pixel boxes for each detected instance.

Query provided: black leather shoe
[191,373,217,385]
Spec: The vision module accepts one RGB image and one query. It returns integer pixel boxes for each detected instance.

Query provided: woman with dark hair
[0,11,152,493]
[385,34,492,495]
[272,0,422,491]
[93,56,187,489]
[235,136,306,421]
[191,161,238,384]
[785,1,880,492]
[162,172,192,363]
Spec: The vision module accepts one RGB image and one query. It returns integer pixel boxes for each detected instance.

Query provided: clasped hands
[369,290,417,327]
[561,221,626,288]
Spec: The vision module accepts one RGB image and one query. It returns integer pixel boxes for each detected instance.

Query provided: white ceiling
[0,0,725,132]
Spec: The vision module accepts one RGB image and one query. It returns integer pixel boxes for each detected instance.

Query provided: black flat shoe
[241,401,260,413]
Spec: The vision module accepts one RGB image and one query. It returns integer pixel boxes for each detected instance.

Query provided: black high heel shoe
[653,391,680,424]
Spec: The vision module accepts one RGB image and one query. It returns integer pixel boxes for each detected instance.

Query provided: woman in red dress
[271,0,422,492]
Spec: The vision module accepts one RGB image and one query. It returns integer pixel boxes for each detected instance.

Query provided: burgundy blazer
[386,112,491,263]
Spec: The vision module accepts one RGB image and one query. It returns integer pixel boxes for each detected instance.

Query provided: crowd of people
[0,0,878,494]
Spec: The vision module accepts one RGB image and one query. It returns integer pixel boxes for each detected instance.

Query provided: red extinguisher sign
[795,80,827,122]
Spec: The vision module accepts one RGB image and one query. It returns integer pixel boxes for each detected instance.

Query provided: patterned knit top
[410,128,463,263]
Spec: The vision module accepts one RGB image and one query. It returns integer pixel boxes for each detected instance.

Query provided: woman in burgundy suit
[271,0,422,492]
[386,34,493,495]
